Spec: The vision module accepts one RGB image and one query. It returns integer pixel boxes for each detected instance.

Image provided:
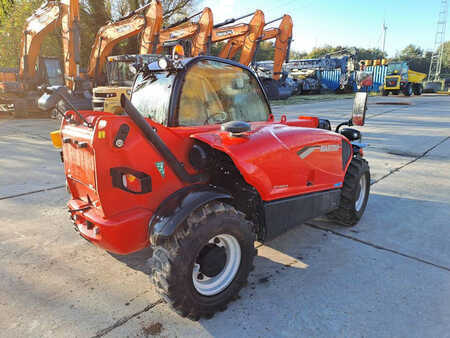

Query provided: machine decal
[98,131,106,139]
[156,161,165,178]
[297,144,341,159]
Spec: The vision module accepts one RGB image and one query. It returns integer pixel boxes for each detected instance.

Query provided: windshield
[106,61,135,87]
[387,63,403,75]
[130,72,175,125]
[43,59,64,86]
[177,60,270,126]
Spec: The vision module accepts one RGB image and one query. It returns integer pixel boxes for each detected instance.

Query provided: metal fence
[320,66,387,92]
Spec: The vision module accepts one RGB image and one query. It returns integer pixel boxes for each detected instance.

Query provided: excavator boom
[270,14,293,80]
[139,0,163,54]
[220,14,292,79]
[88,0,163,80]
[156,7,213,56]
[214,10,266,66]
[19,1,60,81]
[60,0,81,90]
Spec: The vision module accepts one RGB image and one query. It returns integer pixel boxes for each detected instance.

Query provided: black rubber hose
[120,94,206,184]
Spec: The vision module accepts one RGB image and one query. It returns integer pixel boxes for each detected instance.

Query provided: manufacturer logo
[216,30,234,37]
[155,161,165,178]
[297,144,341,159]
[170,30,185,39]
[116,25,132,33]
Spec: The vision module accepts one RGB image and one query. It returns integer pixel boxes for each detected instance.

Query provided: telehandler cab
[43,54,370,320]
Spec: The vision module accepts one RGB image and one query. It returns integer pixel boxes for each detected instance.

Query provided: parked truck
[382,61,426,96]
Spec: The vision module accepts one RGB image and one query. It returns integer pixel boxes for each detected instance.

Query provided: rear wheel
[413,84,423,95]
[403,83,412,96]
[149,201,256,320]
[328,157,370,226]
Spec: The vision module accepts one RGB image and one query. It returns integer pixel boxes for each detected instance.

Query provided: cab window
[177,60,270,126]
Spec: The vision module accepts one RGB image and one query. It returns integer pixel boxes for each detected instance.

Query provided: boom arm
[213,10,265,66]
[19,1,60,81]
[155,7,213,56]
[88,1,162,80]
[139,0,163,54]
[269,15,292,80]
[222,15,292,80]
[60,0,81,90]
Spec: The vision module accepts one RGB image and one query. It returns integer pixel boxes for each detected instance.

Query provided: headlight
[158,57,168,70]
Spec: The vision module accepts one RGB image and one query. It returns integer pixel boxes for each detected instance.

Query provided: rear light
[50,130,62,149]
[111,167,152,194]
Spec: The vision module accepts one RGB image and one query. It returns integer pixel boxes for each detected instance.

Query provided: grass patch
[271,93,355,106]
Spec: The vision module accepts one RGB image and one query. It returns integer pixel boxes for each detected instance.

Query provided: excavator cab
[38,57,65,87]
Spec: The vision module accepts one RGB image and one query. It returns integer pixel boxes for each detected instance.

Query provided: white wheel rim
[192,234,241,296]
[355,175,367,212]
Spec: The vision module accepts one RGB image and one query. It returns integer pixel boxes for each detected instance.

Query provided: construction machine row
[0,0,431,118]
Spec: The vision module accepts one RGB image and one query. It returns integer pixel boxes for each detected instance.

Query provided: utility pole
[381,19,388,57]
[428,0,448,82]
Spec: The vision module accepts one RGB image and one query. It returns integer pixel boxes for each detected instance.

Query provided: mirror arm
[335,119,353,133]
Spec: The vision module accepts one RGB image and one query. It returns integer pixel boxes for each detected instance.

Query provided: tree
[399,44,423,59]
[0,0,13,22]
[393,44,430,74]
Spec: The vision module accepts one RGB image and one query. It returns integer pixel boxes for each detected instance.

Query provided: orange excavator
[212,10,265,66]
[87,0,163,85]
[223,15,293,100]
[0,0,90,117]
[220,15,292,76]
[155,8,213,56]
[90,5,214,113]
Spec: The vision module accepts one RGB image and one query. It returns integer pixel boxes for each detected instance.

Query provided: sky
[199,0,449,57]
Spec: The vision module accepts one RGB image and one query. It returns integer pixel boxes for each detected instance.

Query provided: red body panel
[192,122,350,201]
[61,112,352,254]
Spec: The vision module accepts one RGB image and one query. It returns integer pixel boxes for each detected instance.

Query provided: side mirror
[352,92,368,126]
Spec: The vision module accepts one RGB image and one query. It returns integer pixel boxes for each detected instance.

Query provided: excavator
[88,0,163,113]
[90,3,215,114]
[87,0,163,85]
[212,10,265,66]
[0,0,91,117]
[218,15,293,99]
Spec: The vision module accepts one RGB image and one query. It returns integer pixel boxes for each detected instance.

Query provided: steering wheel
[204,111,228,125]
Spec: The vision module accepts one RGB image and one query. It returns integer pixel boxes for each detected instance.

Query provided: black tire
[149,201,256,320]
[381,89,389,96]
[328,157,370,226]
[413,84,423,96]
[402,83,412,96]
[392,90,399,95]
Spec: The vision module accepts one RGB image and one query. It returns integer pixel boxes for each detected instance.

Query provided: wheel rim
[192,234,241,296]
[355,174,367,212]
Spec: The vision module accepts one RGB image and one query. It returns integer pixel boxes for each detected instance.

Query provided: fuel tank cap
[221,121,251,135]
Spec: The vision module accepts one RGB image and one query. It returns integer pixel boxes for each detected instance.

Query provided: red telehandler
[42,51,371,320]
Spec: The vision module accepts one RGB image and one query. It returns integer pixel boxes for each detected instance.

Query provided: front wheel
[328,157,370,226]
[381,89,389,96]
[149,202,256,320]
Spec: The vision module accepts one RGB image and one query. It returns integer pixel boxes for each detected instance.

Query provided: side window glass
[177,60,270,126]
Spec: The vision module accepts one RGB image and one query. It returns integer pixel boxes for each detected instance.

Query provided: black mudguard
[149,184,232,240]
